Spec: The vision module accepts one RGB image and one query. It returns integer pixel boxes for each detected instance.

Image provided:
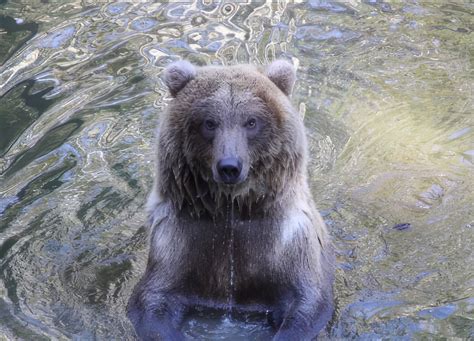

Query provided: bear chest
[181,226,284,308]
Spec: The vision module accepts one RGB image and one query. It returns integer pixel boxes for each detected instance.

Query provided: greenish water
[0,1,473,339]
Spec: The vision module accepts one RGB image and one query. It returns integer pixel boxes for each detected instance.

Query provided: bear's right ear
[163,60,196,97]
[265,60,296,96]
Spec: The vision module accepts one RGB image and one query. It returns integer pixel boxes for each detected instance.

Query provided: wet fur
[127,61,334,340]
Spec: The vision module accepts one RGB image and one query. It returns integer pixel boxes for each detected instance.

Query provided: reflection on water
[0,1,473,339]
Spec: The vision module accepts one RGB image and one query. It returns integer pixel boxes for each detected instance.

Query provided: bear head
[155,60,307,218]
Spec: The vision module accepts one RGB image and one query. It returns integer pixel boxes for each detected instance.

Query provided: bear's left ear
[163,60,196,97]
[265,60,296,96]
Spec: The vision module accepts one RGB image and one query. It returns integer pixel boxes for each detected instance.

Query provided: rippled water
[0,1,473,339]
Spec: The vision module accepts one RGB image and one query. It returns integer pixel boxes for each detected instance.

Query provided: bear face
[156,61,307,218]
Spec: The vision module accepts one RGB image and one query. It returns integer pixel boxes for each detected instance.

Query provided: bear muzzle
[216,157,244,185]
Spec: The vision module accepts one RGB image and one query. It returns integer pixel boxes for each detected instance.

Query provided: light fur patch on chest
[280,208,311,246]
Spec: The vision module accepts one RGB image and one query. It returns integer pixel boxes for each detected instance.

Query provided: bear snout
[216,157,243,184]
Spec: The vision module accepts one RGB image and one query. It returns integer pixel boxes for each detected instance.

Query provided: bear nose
[217,158,242,184]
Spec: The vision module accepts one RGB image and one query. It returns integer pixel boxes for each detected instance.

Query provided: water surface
[0,1,473,339]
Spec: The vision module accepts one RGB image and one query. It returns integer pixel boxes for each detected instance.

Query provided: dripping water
[225,197,236,317]
[211,215,217,254]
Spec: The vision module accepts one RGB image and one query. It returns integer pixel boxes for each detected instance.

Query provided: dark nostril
[217,158,242,184]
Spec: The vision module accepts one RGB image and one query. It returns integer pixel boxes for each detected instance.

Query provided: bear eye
[204,119,217,130]
[245,118,257,129]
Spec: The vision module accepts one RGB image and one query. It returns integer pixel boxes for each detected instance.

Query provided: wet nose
[217,158,242,184]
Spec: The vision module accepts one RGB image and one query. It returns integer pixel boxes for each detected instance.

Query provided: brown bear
[127,60,334,340]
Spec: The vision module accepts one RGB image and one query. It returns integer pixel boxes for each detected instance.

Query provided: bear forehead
[194,65,271,90]
[178,65,292,120]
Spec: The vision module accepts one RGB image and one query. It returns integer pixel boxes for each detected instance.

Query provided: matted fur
[128,61,334,341]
